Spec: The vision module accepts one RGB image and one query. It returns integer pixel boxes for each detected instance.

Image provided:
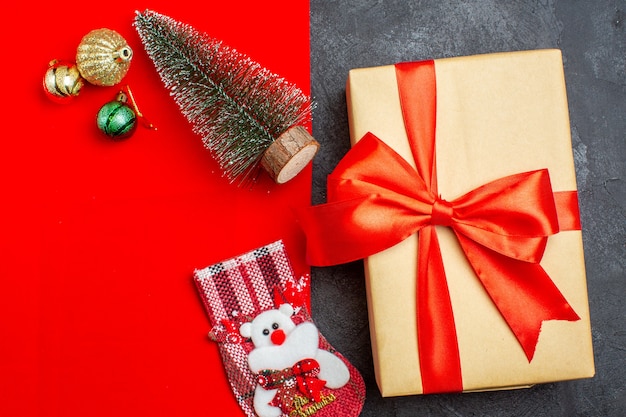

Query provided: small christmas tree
[134,10,318,184]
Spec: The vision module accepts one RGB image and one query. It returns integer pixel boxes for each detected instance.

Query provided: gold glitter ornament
[76,28,133,86]
[43,60,84,103]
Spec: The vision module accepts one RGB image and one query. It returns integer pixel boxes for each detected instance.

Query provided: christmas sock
[194,240,365,417]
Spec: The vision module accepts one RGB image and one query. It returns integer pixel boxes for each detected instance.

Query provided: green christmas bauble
[97,98,137,139]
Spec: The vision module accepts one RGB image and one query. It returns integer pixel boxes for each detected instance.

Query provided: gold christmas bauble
[43,60,84,102]
[76,28,132,87]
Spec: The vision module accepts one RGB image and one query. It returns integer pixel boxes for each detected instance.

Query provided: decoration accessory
[134,10,319,184]
[194,240,365,417]
[76,28,133,87]
[43,60,84,103]
[97,85,155,140]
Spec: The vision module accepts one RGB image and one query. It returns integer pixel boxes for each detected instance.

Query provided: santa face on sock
[240,303,350,417]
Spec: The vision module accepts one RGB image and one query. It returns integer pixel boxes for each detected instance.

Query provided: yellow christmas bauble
[43,60,84,103]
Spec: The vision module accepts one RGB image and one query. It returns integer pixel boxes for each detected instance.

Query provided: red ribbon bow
[258,358,326,412]
[298,60,581,393]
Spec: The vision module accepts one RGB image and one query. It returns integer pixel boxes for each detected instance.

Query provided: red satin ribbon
[298,60,581,394]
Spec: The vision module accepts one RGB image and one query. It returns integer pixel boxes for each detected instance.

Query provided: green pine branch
[134,9,312,182]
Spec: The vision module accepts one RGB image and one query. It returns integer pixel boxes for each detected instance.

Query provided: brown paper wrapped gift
[297,49,596,398]
[339,49,595,397]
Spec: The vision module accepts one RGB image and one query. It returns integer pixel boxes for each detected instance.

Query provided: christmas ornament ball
[97,97,137,139]
[43,60,84,102]
[76,28,133,87]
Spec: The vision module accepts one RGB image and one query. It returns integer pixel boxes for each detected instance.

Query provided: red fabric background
[0,2,311,416]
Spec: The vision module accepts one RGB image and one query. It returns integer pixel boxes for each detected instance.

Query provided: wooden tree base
[261,126,320,184]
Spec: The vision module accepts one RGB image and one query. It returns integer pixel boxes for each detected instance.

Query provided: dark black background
[309,1,625,416]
